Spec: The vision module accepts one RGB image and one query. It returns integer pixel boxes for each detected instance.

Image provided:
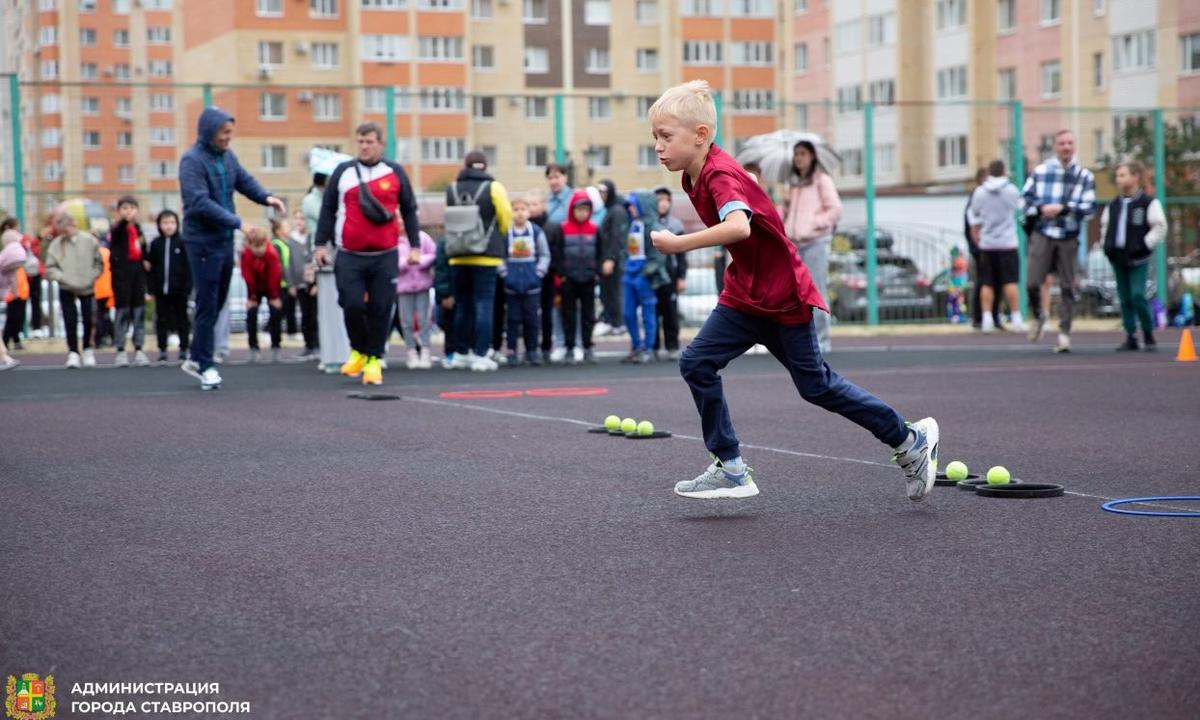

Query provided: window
[81,63,98,80]
[525,145,549,169]
[418,36,464,61]
[85,166,103,184]
[41,94,61,114]
[473,45,495,70]
[113,0,130,13]
[1112,31,1155,73]
[149,127,175,145]
[635,96,655,119]
[38,0,57,9]
[936,0,966,30]
[150,161,173,179]
[868,13,895,46]
[471,0,493,18]
[683,41,723,65]
[1041,60,1061,97]
[261,145,288,171]
[115,97,132,117]
[588,97,611,120]
[1184,34,1200,74]
[638,145,658,169]
[313,93,341,120]
[40,61,58,79]
[79,0,96,11]
[418,0,463,8]
[113,29,130,47]
[44,162,64,182]
[587,145,612,168]
[41,128,62,147]
[419,87,465,112]
[523,0,547,23]
[313,42,339,68]
[836,85,862,114]
[525,96,549,119]
[361,35,410,61]
[876,144,896,174]
[793,103,808,130]
[38,26,57,47]
[840,149,863,176]
[524,47,549,73]
[147,26,172,44]
[363,0,405,7]
[1093,52,1104,89]
[636,0,657,24]
[259,41,284,67]
[1093,0,1105,14]
[636,48,659,72]
[586,48,609,73]
[730,42,772,66]
[480,145,498,167]
[1093,128,1105,162]
[82,131,101,149]
[81,96,99,114]
[79,28,97,45]
[473,96,495,119]
[794,43,808,73]
[113,63,132,79]
[998,69,1016,100]
[584,0,609,25]
[310,0,338,17]
[998,0,1015,33]
[150,92,174,111]
[260,92,287,120]
[1041,0,1060,24]
[729,0,771,16]
[421,137,465,162]
[869,79,895,106]
[795,0,806,12]
[148,60,172,77]
[732,90,773,114]
[681,0,719,15]
[144,0,173,8]
[835,20,860,54]
[937,135,967,168]
[936,65,967,99]
[256,0,282,16]
[118,166,135,184]
[116,131,133,148]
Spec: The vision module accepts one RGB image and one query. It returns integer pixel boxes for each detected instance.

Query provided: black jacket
[108,218,148,301]
[147,233,193,296]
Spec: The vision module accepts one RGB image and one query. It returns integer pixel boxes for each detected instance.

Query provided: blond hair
[648,80,717,132]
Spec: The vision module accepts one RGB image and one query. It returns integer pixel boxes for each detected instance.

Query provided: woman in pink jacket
[783,140,842,353]
[395,229,437,369]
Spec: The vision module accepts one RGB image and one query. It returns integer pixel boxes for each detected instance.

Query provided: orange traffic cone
[1177,328,1198,362]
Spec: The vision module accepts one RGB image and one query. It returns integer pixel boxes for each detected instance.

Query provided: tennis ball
[620,418,637,434]
[637,420,654,436]
[986,466,1011,485]
[604,415,621,431]
[945,461,969,481]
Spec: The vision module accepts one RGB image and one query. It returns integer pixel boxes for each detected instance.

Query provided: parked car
[826,229,933,321]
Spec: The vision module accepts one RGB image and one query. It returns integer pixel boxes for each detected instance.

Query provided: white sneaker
[417,348,433,369]
[82,349,96,367]
[1054,333,1071,354]
[573,347,584,363]
[891,417,939,502]
[405,349,420,370]
[0,356,18,371]
[200,367,222,390]
[114,350,130,367]
[593,321,613,337]
[181,359,203,381]
[470,353,499,372]
[449,352,473,370]
[981,315,995,334]
[133,350,150,367]
[674,458,759,499]
[65,352,82,369]
[549,347,567,364]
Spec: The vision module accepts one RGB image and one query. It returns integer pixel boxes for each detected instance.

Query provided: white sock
[894,430,916,453]
[1011,311,1024,324]
[721,456,746,475]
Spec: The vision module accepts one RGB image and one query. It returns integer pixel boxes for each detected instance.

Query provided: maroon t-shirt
[682,144,826,324]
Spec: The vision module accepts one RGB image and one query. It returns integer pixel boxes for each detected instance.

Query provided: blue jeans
[185,241,234,371]
[679,305,908,462]
[622,274,658,352]
[505,291,540,355]
[451,265,498,357]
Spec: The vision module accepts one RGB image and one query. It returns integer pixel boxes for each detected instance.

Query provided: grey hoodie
[967,176,1021,250]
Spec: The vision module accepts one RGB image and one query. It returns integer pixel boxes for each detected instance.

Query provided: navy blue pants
[185,241,234,372]
[451,265,498,357]
[506,290,540,354]
[679,305,908,462]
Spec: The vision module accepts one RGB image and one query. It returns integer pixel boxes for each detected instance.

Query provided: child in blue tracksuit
[498,197,550,366]
[620,190,671,364]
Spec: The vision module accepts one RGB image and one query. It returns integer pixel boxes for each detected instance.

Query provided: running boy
[647,80,939,501]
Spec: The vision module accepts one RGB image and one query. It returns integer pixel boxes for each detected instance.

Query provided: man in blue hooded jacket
[178,107,285,389]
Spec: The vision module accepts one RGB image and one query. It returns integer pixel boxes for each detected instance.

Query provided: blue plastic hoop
[1101,496,1200,518]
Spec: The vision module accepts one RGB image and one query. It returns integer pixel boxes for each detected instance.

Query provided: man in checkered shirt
[1021,129,1096,353]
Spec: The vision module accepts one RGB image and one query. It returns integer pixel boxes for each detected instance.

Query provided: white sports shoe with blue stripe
[674,458,759,499]
[892,417,939,502]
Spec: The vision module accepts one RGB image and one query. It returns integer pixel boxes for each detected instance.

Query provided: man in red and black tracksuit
[313,121,421,385]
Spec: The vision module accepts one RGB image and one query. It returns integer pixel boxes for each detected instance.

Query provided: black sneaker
[620,352,641,364]
[1144,333,1157,351]
[583,348,597,364]
[1116,335,1139,352]
[157,351,169,363]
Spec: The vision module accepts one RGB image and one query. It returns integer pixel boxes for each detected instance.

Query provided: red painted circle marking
[524,387,610,398]
[439,390,525,400]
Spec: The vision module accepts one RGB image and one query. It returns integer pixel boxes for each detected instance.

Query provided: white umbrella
[734,130,840,185]
[308,146,353,176]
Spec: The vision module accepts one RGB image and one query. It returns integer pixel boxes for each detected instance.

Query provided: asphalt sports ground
[2,328,1198,719]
